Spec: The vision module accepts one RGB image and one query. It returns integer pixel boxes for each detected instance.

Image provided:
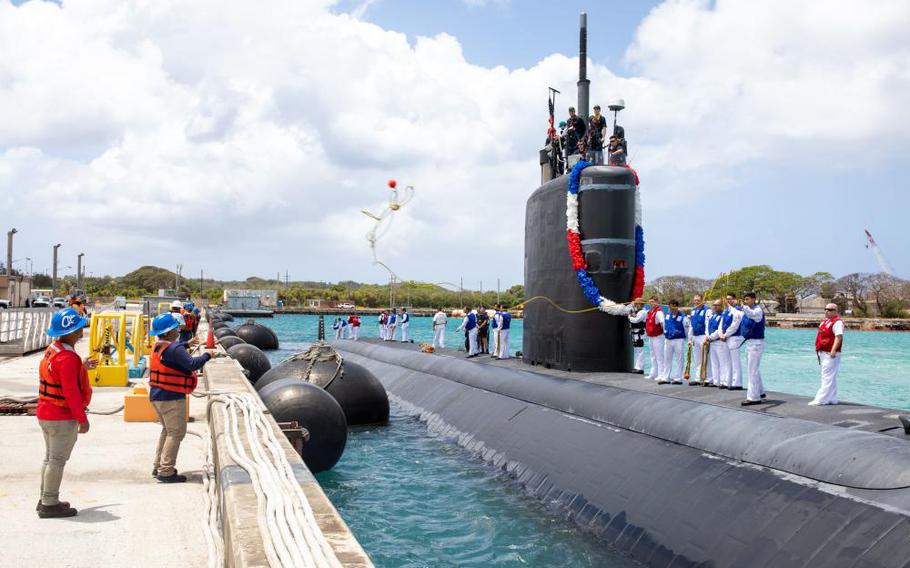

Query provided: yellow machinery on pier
[87,310,151,387]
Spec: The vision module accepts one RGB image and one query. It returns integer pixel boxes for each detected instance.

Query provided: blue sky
[1,0,907,286]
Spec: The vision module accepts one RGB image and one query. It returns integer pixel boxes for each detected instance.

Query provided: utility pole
[497,278,500,304]
[200,269,204,298]
[77,252,84,289]
[480,280,483,305]
[52,243,61,294]
[175,264,182,293]
[285,269,289,288]
[459,276,463,308]
[6,228,16,278]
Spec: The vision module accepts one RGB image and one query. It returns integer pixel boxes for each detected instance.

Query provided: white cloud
[1,0,908,283]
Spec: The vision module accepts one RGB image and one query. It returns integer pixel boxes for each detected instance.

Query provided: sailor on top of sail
[688,295,711,384]
[719,294,745,390]
[644,297,665,381]
[740,292,766,405]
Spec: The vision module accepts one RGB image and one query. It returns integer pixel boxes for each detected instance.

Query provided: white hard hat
[171,300,183,309]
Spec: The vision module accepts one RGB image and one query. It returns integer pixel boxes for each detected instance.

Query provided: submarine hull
[524,165,638,372]
[336,340,910,568]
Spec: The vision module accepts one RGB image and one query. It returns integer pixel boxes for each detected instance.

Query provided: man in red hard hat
[36,307,98,518]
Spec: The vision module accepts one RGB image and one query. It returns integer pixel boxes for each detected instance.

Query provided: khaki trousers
[152,399,187,477]
[39,419,79,506]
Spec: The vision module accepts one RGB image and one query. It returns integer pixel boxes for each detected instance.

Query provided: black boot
[38,502,78,518]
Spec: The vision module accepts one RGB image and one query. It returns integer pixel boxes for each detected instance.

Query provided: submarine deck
[355,338,909,440]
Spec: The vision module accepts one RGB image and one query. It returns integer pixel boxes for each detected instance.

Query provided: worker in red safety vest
[644,295,665,381]
[179,302,197,343]
[147,313,220,482]
[809,303,845,406]
[36,307,98,518]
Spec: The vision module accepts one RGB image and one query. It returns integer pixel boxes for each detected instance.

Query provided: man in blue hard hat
[179,302,196,343]
[36,308,98,518]
[147,312,219,483]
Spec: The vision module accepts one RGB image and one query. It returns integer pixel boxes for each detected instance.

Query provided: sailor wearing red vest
[179,302,197,343]
[348,313,361,341]
[148,313,219,482]
[809,303,844,406]
[36,307,98,518]
[644,296,666,380]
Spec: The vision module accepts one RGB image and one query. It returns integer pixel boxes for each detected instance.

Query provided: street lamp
[6,227,16,277]
[53,243,61,294]
[77,252,84,289]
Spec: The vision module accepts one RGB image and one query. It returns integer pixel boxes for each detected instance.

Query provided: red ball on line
[387,179,397,188]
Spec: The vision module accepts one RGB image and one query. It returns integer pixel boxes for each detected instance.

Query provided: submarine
[332,14,910,567]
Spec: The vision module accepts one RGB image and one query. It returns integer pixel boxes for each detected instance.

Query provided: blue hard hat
[149,313,180,337]
[193,307,200,314]
[47,308,88,337]
[183,302,194,310]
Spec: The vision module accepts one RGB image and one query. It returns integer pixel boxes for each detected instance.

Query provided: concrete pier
[0,344,208,567]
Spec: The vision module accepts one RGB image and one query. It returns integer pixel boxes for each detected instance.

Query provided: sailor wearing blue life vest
[379,311,388,340]
[659,300,690,384]
[387,309,398,341]
[399,308,410,342]
[627,299,647,373]
[456,307,479,357]
[704,300,730,388]
[740,292,767,405]
[688,294,711,384]
[719,293,745,390]
[332,317,345,340]
[495,305,513,360]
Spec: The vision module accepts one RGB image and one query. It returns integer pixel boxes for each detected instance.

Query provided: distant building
[223,289,278,310]
[306,298,325,308]
[0,275,33,307]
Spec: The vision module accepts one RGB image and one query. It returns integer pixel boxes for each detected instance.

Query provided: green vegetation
[74,266,525,309]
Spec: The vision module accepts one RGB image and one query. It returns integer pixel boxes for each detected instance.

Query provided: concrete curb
[203,328,372,567]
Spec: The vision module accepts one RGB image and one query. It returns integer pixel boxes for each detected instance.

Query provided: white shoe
[808,401,821,406]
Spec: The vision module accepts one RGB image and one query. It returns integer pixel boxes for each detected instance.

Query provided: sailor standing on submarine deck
[432,308,447,350]
[456,307,479,357]
[495,305,512,360]
[740,292,767,405]
[688,294,711,384]
[658,300,690,385]
[719,293,745,390]
[705,300,730,388]
[387,309,398,341]
[399,308,410,342]
[627,299,646,373]
[644,296,665,381]
[809,303,844,406]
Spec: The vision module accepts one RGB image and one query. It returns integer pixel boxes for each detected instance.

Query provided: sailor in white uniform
[644,296,665,381]
[659,300,690,384]
[455,307,479,357]
[628,299,646,373]
[496,306,512,360]
[489,307,500,358]
[705,300,729,388]
[688,295,711,384]
[388,309,398,341]
[432,308,447,350]
[379,311,387,340]
[810,303,845,406]
[719,294,745,390]
[740,292,767,405]
[399,308,410,342]
[332,317,342,340]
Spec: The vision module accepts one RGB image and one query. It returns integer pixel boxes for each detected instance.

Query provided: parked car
[52,297,66,308]
[114,296,127,310]
[0,299,9,309]
[338,302,355,310]
[32,297,51,308]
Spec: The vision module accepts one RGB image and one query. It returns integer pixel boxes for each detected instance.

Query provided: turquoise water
[259,313,910,411]
[244,314,909,567]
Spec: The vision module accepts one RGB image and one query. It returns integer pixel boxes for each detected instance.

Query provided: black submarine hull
[524,165,638,372]
[335,340,910,568]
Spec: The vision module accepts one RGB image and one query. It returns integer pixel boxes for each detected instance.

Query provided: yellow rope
[514,295,602,314]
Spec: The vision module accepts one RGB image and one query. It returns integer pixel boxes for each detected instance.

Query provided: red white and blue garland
[566,160,645,314]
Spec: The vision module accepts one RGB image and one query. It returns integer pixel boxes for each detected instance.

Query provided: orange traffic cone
[206,327,215,349]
